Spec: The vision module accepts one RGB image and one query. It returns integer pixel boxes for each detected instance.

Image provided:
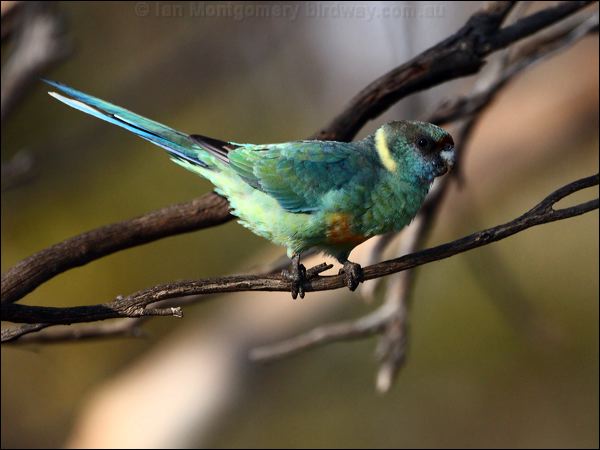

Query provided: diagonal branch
[1,193,232,305]
[248,175,598,362]
[313,0,593,141]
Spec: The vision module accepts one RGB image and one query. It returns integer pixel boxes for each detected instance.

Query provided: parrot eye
[416,137,430,150]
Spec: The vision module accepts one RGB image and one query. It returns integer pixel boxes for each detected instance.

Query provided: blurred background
[1,1,598,448]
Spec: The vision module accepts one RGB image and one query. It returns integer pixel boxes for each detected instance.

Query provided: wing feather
[228,141,376,213]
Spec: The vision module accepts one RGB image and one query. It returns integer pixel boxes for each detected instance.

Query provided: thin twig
[2,319,146,344]
[1,323,50,343]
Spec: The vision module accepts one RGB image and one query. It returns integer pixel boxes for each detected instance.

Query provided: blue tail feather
[44,80,209,168]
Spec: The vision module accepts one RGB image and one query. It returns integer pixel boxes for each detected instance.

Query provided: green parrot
[45,80,455,298]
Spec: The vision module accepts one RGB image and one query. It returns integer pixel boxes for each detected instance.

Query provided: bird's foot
[339,260,364,291]
[282,257,334,299]
[282,261,306,299]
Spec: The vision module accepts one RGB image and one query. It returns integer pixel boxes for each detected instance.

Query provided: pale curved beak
[440,145,455,170]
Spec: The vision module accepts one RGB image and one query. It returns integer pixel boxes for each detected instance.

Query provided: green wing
[227,140,376,213]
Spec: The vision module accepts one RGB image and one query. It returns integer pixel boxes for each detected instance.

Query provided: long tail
[45,80,214,169]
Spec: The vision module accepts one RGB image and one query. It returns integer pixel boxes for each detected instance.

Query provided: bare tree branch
[2,319,146,344]
[430,10,600,128]
[248,175,598,362]
[258,6,599,390]
[1,3,597,396]
[1,193,232,305]
[1,1,593,307]
[249,306,391,362]
[313,0,593,141]
[1,323,50,343]
[2,292,222,343]
[371,9,599,392]
[3,173,597,340]
[1,1,70,123]
[1,288,228,344]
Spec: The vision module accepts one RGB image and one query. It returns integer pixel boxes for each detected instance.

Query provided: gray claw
[339,261,363,291]
[283,258,307,299]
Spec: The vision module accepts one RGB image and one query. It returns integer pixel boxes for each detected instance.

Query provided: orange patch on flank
[326,213,368,245]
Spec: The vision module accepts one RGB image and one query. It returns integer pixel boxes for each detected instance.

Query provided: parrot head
[375,120,455,182]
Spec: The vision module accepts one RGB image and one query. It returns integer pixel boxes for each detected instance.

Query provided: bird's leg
[338,259,364,291]
[282,254,307,299]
